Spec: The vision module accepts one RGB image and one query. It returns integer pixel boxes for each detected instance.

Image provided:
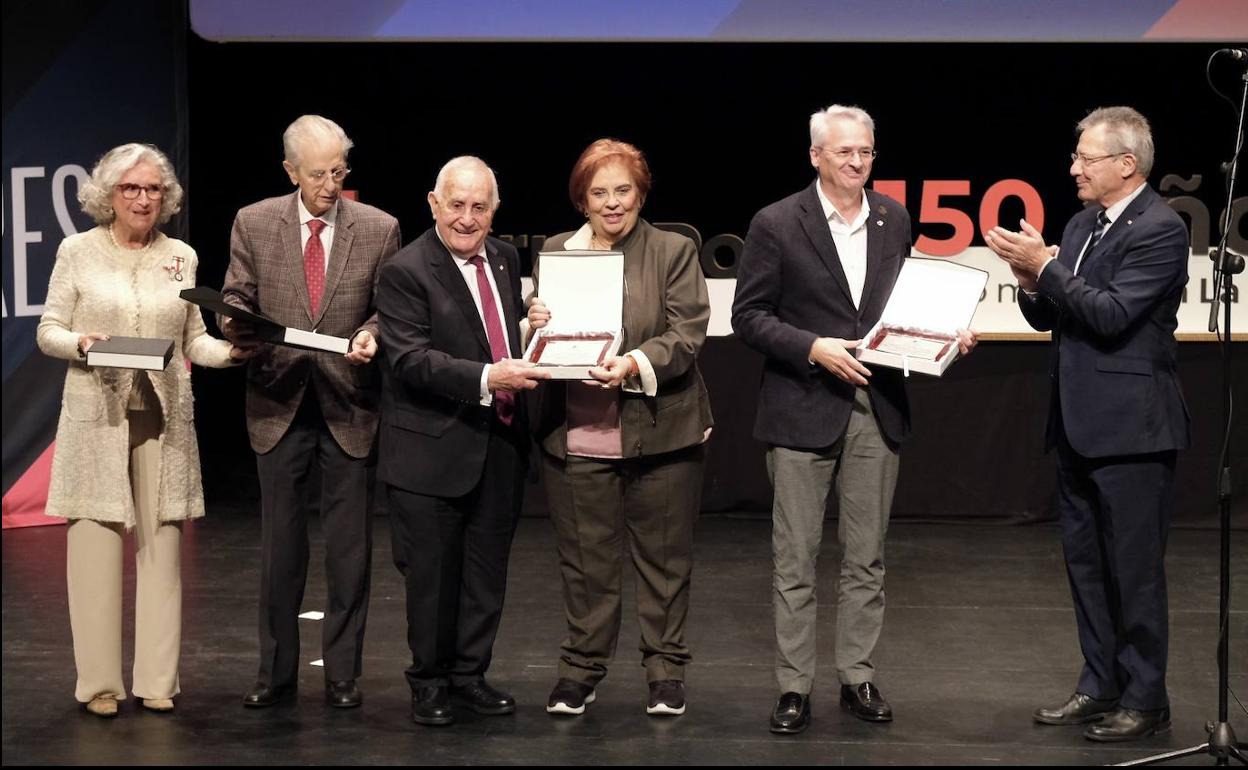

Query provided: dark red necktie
[467,255,514,425]
[304,219,326,315]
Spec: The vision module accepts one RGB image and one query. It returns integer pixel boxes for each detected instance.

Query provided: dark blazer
[223,192,401,457]
[1020,184,1191,458]
[732,182,911,450]
[376,229,529,498]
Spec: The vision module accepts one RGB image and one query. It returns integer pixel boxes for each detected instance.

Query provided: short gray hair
[77,143,184,226]
[1078,106,1154,177]
[810,104,875,147]
[283,114,354,167]
[433,156,501,210]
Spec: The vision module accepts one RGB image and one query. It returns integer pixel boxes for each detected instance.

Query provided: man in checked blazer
[987,106,1189,742]
[221,115,401,710]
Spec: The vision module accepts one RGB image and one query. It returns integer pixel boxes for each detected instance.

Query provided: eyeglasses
[817,147,878,162]
[1070,152,1125,166]
[307,166,352,184]
[116,183,165,200]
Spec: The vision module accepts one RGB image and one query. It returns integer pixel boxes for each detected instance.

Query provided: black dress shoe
[242,682,297,708]
[325,679,362,709]
[1084,707,1171,742]
[450,679,515,715]
[840,683,893,722]
[769,692,811,734]
[1033,692,1118,725]
[411,686,454,726]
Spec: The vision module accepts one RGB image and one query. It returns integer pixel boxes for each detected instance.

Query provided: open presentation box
[857,257,988,377]
[524,250,623,379]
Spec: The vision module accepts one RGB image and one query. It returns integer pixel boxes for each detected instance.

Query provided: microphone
[1218,48,1248,61]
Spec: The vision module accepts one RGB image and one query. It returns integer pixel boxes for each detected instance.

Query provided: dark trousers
[1057,425,1174,711]
[544,444,704,686]
[387,421,524,690]
[254,391,373,686]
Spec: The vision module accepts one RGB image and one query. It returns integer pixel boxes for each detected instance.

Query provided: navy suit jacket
[375,229,528,498]
[732,182,911,450]
[1020,184,1191,458]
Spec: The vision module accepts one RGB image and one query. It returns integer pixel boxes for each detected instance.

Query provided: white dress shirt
[435,229,511,405]
[816,183,870,309]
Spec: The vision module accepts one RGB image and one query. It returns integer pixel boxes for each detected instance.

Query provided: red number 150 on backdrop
[873,179,1045,257]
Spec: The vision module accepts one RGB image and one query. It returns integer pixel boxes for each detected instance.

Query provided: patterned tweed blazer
[223,192,401,457]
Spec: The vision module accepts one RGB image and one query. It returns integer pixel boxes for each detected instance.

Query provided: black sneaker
[546,678,596,715]
[646,679,686,716]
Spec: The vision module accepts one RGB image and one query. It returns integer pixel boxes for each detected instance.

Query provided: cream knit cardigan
[36,226,235,527]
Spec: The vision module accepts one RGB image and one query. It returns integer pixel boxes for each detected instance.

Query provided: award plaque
[856,257,988,377]
[524,250,624,379]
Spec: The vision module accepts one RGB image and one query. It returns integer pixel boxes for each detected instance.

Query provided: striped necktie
[1076,210,1110,274]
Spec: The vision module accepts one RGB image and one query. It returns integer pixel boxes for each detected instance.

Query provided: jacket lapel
[314,199,355,328]
[280,192,315,326]
[1061,207,1097,272]
[797,182,854,306]
[429,233,491,359]
[858,192,890,318]
[1081,185,1155,274]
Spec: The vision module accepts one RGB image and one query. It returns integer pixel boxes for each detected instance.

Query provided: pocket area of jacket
[1094,356,1152,376]
[388,406,452,437]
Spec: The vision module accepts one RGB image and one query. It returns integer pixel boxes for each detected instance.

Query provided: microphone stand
[1116,50,1247,768]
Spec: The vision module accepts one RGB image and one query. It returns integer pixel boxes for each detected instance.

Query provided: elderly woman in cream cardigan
[37,143,252,718]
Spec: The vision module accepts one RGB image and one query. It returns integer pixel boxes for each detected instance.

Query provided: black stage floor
[3,513,1246,765]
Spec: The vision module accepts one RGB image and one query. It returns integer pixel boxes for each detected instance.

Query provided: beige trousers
[67,408,182,703]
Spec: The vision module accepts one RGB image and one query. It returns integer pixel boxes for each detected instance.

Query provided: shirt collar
[297,194,338,228]
[433,226,487,265]
[1102,181,1147,224]
[816,183,870,230]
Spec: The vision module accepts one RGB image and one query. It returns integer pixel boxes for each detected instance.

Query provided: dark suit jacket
[223,192,401,458]
[375,229,529,498]
[1020,184,1191,458]
[732,182,911,450]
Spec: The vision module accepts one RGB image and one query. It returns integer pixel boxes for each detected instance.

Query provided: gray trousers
[768,387,899,694]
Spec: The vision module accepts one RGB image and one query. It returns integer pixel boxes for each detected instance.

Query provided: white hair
[433,156,500,210]
[282,114,353,166]
[77,143,183,226]
[809,104,875,147]
[1077,106,1155,177]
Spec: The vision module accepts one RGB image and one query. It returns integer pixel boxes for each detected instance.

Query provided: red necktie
[304,219,326,315]
[467,255,514,425]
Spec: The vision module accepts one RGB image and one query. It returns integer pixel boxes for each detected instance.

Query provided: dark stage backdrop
[181,34,1247,523]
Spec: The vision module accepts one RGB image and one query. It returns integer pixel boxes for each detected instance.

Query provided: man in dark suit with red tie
[375,156,548,726]
[222,115,400,710]
[986,106,1190,742]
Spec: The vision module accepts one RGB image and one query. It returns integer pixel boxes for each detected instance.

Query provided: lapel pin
[1127,219,1133,225]
[498,264,505,270]
[876,220,884,226]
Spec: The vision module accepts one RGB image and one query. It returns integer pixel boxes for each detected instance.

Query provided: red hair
[568,138,652,213]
